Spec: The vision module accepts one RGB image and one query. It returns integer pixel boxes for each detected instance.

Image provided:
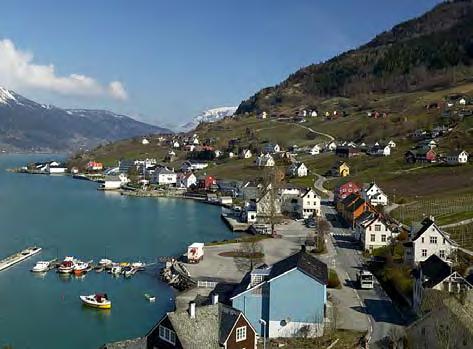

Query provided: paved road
[314,174,334,201]
[320,203,405,347]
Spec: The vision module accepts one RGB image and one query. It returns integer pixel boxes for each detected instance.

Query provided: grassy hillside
[236,0,473,116]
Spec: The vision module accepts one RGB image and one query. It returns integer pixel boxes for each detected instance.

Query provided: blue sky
[0,0,440,129]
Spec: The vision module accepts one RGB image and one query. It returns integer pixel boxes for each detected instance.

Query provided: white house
[142,138,150,145]
[214,150,223,158]
[256,187,282,217]
[262,143,281,154]
[47,161,67,174]
[309,145,321,155]
[228,152,235,159]
[412,254,473,313]
[103,173,129,190]
[325,141,337,152]
[297,188,321,219]
[367,144,391,156]
[173,141,180,148]
[362,182,388,206]
[310,110,318,117]
[151,167,177,186]
[404,217,457,265]
[181,160,208,172]
[240,149,252,159]
[177,172,197,188]
[355,213,395,251]
[387,140,396,148]
[446,150,469,165]
[255,154,275,167]
[257,111,268,119]
[287,162,308,177]
[459,97,467,105]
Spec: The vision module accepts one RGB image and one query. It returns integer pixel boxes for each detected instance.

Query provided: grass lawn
[205,234,271,246]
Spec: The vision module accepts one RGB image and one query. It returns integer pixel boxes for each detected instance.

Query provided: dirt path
[273,119,335,141]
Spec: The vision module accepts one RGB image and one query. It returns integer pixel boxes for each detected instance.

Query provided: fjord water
[0,154,234,349]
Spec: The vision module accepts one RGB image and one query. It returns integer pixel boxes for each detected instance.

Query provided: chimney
[189,302,196,319]
[211,293,219,305]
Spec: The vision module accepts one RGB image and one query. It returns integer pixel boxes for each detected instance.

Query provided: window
[375,224,381,232]
[421,237,424,243]
[422,249,427,257]
[430,236,437,244]
[159,325,176,345]
[370,234,375,242]
[368,226,372,231]
[381,235,386,242]
[439,250,446,259]
[236,326,247,342]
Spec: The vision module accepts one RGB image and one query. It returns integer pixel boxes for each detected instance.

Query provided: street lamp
[259,319,267,349]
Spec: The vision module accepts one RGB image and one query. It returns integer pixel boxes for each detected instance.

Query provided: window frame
[236,326,247,342]
[159,325,176,345]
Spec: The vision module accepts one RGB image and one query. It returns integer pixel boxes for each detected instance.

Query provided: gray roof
[166,303,242,348]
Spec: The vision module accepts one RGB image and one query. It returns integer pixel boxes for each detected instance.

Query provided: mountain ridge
[0,87,171,152]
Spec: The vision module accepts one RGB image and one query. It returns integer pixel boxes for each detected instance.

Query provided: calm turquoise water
[0,154,234,349]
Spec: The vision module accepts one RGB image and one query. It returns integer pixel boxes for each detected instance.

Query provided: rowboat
[80,293,111,309]
[144,293,156,302]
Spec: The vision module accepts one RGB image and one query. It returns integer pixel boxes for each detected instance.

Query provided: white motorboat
[80,293,111,309]
[131,262,145,270]
[111,265,122,276]
[31,260,51,272]
[123,266,137,278]
[73,261,90,275]
[58,256,76,274]
[99,258,113,267]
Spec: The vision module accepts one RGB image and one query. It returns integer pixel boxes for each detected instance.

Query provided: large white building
[404,217,457,265]
[151,167,177,185]
[297,188,321,219]
[355,213,396,251]
[362,182,388,206]
[446,150,469,165]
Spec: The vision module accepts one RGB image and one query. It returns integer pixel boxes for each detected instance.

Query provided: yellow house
[331,161,350,177]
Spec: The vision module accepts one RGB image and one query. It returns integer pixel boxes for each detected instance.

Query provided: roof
[411,218,455,245]
[419,254,452,288]
[232,251,328,299]
[447,150,468,157]
[100,337,146,349]
[164,303,244,348]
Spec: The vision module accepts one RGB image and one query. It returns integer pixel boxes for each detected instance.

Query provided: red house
[405,149,437,164]
[334,181,361,202]
[198,175,217,190]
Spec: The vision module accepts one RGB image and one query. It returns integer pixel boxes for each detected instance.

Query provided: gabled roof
[419,254,452,288]
[160,303,250,348]
[231,251,328,299]
[412,218,456,245]
[447,150,468,157]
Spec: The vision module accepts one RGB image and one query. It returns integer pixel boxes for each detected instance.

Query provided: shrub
[328,269,341,289]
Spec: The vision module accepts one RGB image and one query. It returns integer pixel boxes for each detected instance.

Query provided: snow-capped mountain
[0,86,171,152]
[180,106,237,132]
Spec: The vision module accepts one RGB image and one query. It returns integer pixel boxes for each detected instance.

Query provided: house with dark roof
[147,300,257,349]
[336,193,374,226]
[355,212,396,251]
[404,149,437,164]
[335,146,360,158]
[230,251,328,338]
[404,217,457,265]
[412,254,473,313]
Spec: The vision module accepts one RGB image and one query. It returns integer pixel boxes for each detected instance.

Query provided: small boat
[123,266,136,278]
[144,293,156,302]
[131,262,145,270]
[80,293,111,309]
[119,262,130,267]
[31,261,51,273]
[58,257,76,274]
[98,258,113,267]
[111,265,122,276]
[73,261,89,276]
[95,267,104,273]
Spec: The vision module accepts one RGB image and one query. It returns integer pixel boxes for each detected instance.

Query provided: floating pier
[0,246,42,271]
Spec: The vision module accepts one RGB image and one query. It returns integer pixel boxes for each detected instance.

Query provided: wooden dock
[0,247,42,271]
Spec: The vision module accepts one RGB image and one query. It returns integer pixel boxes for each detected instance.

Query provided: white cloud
[0,39,128,100]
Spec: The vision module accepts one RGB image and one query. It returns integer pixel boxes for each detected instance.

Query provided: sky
[0,0,441,129]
